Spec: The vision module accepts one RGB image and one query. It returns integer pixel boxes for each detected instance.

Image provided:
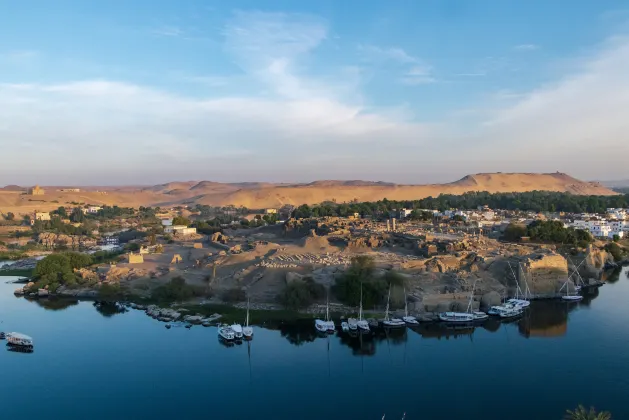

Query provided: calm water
[1,268,629,420]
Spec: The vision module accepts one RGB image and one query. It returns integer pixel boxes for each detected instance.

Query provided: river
[1,268,628,420]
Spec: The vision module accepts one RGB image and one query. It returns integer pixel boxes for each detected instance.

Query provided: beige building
[28,185,45,195]
[264,208,278,214]
[173,226,197,236]
[34,212,51,221]
[127,253,144,264]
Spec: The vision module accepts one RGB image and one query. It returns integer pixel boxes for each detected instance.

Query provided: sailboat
[439,280,488,323]
[315,291,336,333]
[402,287,419,325]
[356,283,370,331]
[561,277,583,301]
[505,263,531,308]
[382,283,405,328]
[243,298,253,339]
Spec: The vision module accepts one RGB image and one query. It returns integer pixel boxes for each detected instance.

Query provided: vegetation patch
[277,277,325,310]
[151,277,205,302]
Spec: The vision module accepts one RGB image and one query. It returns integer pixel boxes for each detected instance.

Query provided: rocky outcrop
[517,252,569,294]
[583,245,614,278]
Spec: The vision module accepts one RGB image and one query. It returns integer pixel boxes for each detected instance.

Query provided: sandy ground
[1,172,616,214]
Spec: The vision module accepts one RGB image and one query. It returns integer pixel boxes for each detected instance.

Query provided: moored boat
[5,332,33,348]
[438,312,474,323]
[231,324,244,340]
[382,284,406,328]
[218,324,235,341]
[402,287,419,325]
[243,298,253,339]
[347,318,358,331]
[498,306,523,318]
[356,283,370,331]
[341,321,350,332]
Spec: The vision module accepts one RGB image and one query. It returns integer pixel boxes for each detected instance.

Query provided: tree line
[290,191,629,219]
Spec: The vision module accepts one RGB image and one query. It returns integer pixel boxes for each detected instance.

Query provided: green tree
[612,234,620,242]
[54,207,67,218]
[564,405,611,420]
[172,216,191,226]
[503,223,527,241]
[5,212,15,221]
[70,207,85,223]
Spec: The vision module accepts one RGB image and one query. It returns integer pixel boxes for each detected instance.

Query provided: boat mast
[326,289,330,322]
[246,297,250,327]
[404,286,408,317]
[466,280,476,313]
[385,284,391,321]
[359,282,364,321]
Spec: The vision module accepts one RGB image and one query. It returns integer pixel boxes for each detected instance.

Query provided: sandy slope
[0,172,617,214]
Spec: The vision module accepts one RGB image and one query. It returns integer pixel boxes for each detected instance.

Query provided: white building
[161,218,173,227]
[82,206,102,214]
[398,208,412,219]
[172,226,196,236]
[572,219,627,239]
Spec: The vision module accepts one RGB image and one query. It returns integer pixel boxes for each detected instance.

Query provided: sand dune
[0,172,616,214]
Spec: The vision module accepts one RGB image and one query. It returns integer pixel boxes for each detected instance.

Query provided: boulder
[481,291,502,308]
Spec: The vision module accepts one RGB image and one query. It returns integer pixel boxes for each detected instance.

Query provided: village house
[173,226,197,236]
[33,212,51,221]
[82,206,102,214]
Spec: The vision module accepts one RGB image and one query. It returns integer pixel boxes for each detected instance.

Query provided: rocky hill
[0,172,617,212]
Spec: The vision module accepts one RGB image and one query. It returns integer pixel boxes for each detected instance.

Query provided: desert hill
[0,172,617,214]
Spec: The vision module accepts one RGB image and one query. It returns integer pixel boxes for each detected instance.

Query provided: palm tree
[565,405,612,420]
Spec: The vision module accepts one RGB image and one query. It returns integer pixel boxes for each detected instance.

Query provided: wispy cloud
[514,44,540,51]
[152,26,183,37]
[358,44,419,64]
[0,50,39,64]
[358,44,435,85]
[401,65,436,85]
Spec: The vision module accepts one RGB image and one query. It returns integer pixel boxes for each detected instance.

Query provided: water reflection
[92,301,128,318]
[25,296,79,311]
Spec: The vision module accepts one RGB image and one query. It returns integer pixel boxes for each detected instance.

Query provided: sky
[1,0,629,185]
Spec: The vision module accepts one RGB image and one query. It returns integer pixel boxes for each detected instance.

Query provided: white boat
[217,324,235,341]
[506,298,530,308]
[5,332,33,348]
[316,292,336,333]
[560,270,583,302]
[382,284,406,328]
[439,312,474,322]
[231,323,244,340]
[341,321,350,332]
[347,318,358,331]
[315,319,328,334]
[498,306,523,318]
[440,279,487,323]
[356,283,370,331]
[243,298,253,339]
[402,286,419,325]
[471,311,489,321]
[488,302,519,315]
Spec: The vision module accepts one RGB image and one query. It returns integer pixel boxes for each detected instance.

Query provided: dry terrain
[0,172,616,214]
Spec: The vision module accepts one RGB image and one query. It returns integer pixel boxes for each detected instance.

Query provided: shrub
[604,242,624,262]
[221,287,246,303]
[152,276,203,302]
[278,278,326,310]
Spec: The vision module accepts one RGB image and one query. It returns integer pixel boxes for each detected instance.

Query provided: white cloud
[0,50,39,64]
[514,44,540,51]
[152,26,183,37]
[476,35,629,177]
[358,44,436,85]
[358,44,420,64]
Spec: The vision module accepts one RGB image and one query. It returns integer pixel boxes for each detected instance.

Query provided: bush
[221,287,246,303]
[503,223,527,241]
[99,283,122,300]
[278,278,326,310]
[333,256,390,308]
[604,242,624,262]
[152,277,203,302]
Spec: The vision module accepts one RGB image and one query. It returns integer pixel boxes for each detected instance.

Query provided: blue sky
[2,0,629,185]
